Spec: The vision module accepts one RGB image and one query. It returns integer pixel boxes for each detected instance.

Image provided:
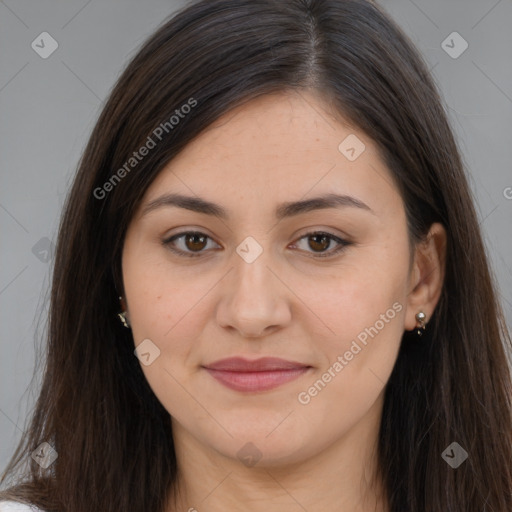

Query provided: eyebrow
[141,192,375,220]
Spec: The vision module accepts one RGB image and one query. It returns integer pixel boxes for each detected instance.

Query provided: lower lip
[204,367,310,392]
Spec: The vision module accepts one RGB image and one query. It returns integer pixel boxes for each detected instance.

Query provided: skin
[121,89,446,512]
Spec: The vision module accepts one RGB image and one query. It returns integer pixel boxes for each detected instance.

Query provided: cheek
[122,254,210,424]
[122,248,216,395]
[297,241,408,344]
[122,240,204,338]
[292,268,406,444]
[298,232,409,392]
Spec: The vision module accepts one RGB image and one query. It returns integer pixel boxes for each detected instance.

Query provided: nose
[215,246,292,338]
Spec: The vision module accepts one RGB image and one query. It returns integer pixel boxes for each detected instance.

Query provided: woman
[1,0,511,511]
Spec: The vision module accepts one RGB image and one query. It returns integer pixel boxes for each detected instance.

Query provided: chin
[206,421,320,468]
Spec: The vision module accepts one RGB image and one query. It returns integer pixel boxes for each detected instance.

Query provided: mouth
[202,357,312,392]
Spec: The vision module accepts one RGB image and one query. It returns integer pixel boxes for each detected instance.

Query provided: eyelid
[162,229,352,259]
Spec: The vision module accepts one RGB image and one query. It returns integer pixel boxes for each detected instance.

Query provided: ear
[404,222,447,331]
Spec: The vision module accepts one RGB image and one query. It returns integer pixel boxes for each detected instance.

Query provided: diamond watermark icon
[237,441,262,467]
[134,338,161,366]
[338,134,365,161]
[31,32,59,59]
[31,442,58,469]
[31,237,55,263]
[441,32,468,59]
[236,236,263,263]
[441,441,468,468]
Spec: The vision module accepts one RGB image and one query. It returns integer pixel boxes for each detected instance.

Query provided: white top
[0,501,44,512]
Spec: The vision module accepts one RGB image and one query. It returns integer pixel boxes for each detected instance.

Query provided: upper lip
[203,357,310,372]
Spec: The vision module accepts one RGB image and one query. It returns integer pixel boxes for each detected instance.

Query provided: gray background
[1,0,511,474]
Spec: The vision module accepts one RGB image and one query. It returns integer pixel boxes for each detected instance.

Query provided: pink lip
[202,357,311,392]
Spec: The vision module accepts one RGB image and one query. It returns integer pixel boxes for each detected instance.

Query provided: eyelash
[162,230,351,259]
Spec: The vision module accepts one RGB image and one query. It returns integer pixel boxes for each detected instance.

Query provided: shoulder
[0,501,45,512]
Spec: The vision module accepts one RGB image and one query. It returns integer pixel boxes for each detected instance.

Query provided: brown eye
[184,233,208,252]
[292,231,350,258]
[163,231,220,257]
[308,233,331,252]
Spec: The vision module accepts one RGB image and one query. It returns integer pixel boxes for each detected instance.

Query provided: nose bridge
[215,234,291,336]
[232,235,275,304]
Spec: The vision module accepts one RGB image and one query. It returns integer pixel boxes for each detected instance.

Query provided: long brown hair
[1,1,511,510]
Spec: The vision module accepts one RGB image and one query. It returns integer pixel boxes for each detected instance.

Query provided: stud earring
[415,311,426,336]
[118,296,130,328]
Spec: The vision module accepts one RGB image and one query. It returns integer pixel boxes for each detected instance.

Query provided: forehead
[139,90,402,220]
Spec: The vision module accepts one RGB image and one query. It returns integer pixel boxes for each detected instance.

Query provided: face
[121,90,414,467]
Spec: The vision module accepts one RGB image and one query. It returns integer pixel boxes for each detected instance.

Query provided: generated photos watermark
[93,97,197,200]
[297,301,403,405]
